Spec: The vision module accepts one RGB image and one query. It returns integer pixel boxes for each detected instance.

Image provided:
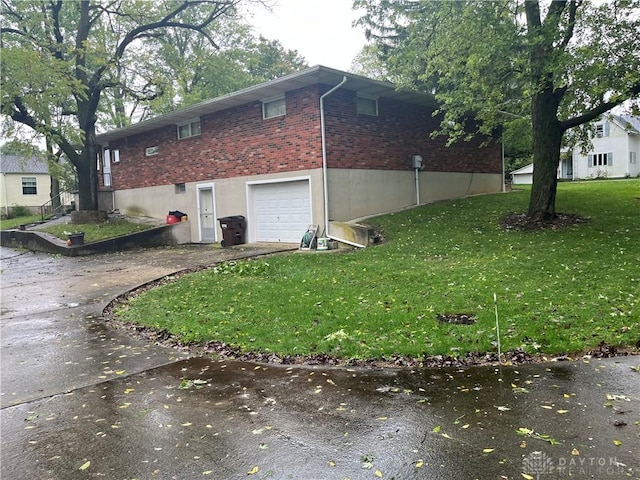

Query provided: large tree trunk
[75,93,100,211]
[527,92,564,220]
[46,140,61,214]
[524,1,565,222]
[76,135,99,211]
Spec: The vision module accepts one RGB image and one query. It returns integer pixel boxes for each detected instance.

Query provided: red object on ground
[166,215,180,224]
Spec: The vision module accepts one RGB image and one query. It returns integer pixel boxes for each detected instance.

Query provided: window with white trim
[22,177,37,195]
[177,119,201,139]
[356,94,378,116]
[175,183,186,194]
[595,122,610,138]
[262,97,286,119]
[588,152,613,167]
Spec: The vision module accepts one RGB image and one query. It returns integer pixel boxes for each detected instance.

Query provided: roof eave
[96,65,439,144]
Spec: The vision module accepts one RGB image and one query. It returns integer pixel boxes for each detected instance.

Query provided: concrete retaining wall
[1,222,191,256]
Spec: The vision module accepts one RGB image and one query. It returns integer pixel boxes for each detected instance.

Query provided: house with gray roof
[0,155,51,217]
[563,114,640,180]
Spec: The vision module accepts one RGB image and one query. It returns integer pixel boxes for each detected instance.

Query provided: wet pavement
[1,245,639,479]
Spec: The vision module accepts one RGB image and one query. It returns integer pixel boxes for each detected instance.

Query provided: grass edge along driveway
[115,180,640,363]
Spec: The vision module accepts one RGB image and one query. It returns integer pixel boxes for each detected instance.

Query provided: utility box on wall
[412,155,423,170]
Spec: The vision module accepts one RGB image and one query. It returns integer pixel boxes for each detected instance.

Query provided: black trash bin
[218,215,246,247]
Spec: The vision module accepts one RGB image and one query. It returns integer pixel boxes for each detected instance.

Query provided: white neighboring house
[510,163,534,185]
[566,114,640,180]
[511,115,640,184]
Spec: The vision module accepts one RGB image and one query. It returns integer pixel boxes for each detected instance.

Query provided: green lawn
[0,215,44,230]
[39,220,153,242]
[0,215,151,242]
[115,179,640,361]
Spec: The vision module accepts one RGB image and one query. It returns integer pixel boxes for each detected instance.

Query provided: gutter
[320,76,367,248]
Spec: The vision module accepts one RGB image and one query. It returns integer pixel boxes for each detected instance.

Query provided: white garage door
[252,180,311,243]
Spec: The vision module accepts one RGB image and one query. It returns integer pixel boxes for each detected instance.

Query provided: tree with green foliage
[356,0,640,221]
[141,24,307,117]
[1,0,242,212]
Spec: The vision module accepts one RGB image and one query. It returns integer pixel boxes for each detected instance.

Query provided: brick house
[96,65,503,245]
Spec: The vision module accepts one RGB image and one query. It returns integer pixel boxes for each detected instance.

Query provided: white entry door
[197,185,216,243]
[251,180,311,243]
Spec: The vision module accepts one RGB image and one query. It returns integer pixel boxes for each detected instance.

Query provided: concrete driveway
[1,245,639,479]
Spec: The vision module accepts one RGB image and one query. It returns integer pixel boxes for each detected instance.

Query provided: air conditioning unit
[411,154,423,170]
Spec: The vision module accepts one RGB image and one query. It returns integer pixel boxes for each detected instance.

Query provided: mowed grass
[0,215,152,242]
[41,220,153,242]
[0,215,43,230]
[115,179,640,360]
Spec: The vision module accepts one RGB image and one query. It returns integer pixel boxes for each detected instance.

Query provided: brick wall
[109,86,325,191]
[107,84,501,191]
[324,89,502,173]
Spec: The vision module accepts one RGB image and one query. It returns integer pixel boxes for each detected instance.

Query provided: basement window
[175,183,186,194]
[178,119,201,139]
[145,145,159,156]
[262,96,286,119]
[356,94,378,116]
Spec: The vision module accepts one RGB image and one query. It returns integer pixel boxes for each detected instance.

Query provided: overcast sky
[244,0,367,71]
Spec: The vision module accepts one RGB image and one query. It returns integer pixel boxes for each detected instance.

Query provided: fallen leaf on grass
[496,406,510,411]
[522,474,534,480]
[483,448,495,454]
[247,466,259,475]
[79,461,90,470]
[374,470,383,478]
[613,440,622,446]
[415,460,424,468]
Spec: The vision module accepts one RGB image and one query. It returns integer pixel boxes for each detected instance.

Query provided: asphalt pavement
[1,244,639,480]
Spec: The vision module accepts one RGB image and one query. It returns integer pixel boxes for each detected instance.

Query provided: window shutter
[608,152,613,166]
[588,154,593,167]
[604,122,610,137]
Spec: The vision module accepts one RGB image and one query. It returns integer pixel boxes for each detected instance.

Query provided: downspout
[320,76,366,248]
[415,167,420,205]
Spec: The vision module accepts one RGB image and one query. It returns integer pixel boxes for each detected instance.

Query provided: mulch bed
[501,212,589,231]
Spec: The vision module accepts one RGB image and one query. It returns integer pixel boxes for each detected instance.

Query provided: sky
[244,0,367,71]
